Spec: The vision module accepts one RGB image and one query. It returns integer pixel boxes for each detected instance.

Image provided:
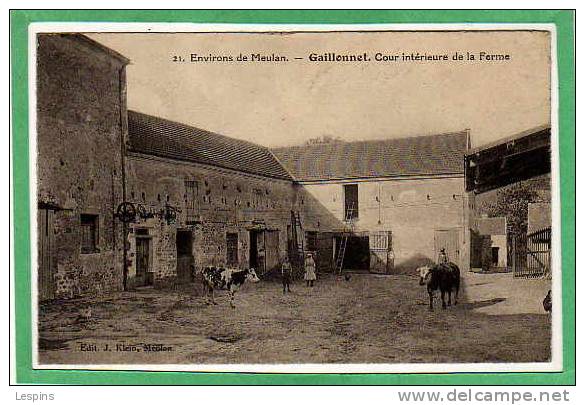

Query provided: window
[344,184,359,220]
[80,214,98,253]
[226,233,239,266]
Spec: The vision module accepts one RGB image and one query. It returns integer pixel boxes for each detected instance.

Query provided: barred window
[80,214,98,254]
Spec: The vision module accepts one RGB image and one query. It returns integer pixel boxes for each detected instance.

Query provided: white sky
[89,30,551,148]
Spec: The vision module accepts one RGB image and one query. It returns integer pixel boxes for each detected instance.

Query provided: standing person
[304,253,317,287]
[438,248,448,265]
[281,256,292,294]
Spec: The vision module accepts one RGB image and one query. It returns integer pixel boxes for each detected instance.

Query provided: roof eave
[127,148,294,182]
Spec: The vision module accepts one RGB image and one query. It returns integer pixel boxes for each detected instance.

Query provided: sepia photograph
[31,25,558,373]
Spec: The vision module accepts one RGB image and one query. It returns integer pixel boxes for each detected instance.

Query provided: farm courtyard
[38,272,551,365]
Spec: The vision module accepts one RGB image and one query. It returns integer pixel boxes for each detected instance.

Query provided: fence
[511,226,551,278]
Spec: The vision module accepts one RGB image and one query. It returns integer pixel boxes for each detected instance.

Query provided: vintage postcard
[26,21,563,376]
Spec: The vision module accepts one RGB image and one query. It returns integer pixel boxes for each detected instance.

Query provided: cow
[417,262,461,311]
[201,266,260,308]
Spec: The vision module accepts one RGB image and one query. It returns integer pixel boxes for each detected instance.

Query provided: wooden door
[136,237,152,286]
[38,209,55,300]
[434,229,460,266]
[176,230,193,283]
[264,230,280,274]
[316,233,334,272]
[249,230,258,269]
[257,231,266,273]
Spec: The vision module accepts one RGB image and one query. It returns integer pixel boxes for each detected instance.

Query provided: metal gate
[511,227,551,278]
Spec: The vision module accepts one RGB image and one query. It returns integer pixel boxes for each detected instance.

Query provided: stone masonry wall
[126,153,296,287]
[36,34,127,298]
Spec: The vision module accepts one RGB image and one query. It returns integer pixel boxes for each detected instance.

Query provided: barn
[272,132,472,273]
[124,111,296,287]
[36,33,475,299]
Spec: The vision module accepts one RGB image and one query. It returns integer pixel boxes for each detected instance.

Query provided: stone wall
[125,153,297,286]
[36,34,127,299]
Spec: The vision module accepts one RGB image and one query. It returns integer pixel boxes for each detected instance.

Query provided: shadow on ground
[37,273,551,365]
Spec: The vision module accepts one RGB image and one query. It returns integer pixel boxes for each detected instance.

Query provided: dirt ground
[38,272,551,365]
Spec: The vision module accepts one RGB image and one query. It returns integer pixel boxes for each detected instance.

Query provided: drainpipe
[463,128,472,272]
[119,67,129,291]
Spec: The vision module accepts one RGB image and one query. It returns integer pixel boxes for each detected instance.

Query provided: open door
[249,230,261,271]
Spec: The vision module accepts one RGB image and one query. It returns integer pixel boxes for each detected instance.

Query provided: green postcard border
[10,9,575,385]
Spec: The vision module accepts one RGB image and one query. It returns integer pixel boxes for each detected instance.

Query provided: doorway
[491,246,500,267]
[249,230,260,270]
[176,230,194,283]
[135,229,152,287]
[249,229,280,274]
[335,235,370,270]
[434,229,460,266]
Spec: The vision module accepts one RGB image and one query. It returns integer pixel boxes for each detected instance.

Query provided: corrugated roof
[476,217,507,235]
[467,125,550,155]
[127,111,293,181]
[271,131,468,181]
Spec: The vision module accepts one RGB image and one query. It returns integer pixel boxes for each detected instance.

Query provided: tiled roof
[127,111,293,181]
[271,131,468,181]
[476,217,507,235]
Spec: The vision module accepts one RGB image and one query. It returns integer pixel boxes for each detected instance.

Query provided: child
[304,253,316,287]
[281,256,292,294]
[438,248,448,264]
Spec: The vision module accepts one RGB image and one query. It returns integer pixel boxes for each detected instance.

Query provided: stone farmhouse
[36,34,472,299]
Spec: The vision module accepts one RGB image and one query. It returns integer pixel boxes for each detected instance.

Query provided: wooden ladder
[334,203,356,273]
[290,210,305,266]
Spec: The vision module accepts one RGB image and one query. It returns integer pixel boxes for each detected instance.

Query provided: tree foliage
[481,182,542,235]
[304,135,344,146]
